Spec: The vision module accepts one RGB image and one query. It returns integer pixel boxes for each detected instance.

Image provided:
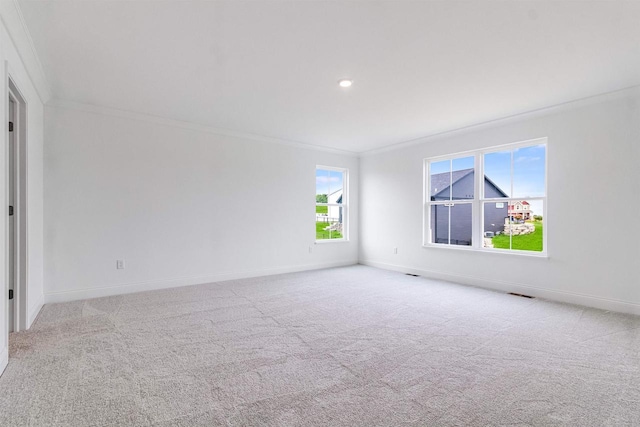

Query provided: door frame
[7,77,27,333]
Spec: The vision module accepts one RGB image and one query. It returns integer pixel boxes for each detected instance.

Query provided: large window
[316,166,348,241]
[424,139,547,254]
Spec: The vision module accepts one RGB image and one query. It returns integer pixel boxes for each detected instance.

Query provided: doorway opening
[8,78,27,333]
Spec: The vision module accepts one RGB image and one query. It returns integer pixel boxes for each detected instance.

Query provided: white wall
[360,88,640,314]
[44,105,359,302]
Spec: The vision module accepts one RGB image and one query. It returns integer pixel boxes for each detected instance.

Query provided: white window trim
[316,165,349,243]
[422,137,548,257]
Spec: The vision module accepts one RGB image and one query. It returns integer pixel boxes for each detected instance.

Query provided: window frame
[315,165,349,243]
[423,138,548,257]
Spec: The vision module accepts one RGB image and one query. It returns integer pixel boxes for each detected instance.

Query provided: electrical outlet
[116,259,125,269]
[309,246,313,254]
[393,247,398,254]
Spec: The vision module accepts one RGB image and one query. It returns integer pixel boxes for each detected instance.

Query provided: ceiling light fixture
[338,79,353,88]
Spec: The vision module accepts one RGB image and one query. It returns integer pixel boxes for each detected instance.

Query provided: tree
[316,194,328,203]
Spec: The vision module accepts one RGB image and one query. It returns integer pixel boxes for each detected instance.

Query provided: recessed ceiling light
[338,79,353,88]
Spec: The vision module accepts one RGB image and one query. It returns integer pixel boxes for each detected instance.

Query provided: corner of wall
[27,294,44,328]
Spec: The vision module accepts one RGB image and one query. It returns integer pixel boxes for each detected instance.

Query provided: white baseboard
[359,260,640,316]
[0,346,7,376]
[27,293,44,329]
[44,261,357,304]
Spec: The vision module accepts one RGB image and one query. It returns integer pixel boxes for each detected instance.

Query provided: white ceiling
[17,1,640,153]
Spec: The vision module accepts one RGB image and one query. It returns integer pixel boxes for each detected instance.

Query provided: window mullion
[477,154,482,249]
[508,150,513,250]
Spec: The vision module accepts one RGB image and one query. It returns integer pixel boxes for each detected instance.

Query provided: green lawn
[492,221,543,252]
[316,205,328,214]
[316,221,342,240]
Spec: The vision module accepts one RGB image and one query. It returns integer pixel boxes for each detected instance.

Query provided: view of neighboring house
[509,200,532,220]
[327,188,343,224]
[430,168,508,245]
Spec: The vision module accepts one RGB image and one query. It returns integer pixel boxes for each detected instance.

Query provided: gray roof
[430,168,508,198]
[430,168,474,196]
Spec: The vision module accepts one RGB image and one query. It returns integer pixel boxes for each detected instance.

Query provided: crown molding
[47,99,360,157]
[50,84,640,159]
[0,0,52,103]
[360,85,640,157]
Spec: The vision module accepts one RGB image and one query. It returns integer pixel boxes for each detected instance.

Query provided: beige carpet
[1,265,639,426]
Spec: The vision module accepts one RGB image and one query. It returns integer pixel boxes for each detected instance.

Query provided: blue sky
[486,145,546,198]
[316,169,343,196]
[429,145,546,215]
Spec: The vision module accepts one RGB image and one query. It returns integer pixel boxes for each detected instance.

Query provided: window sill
[315,239,350,244]
[422,244,548,259]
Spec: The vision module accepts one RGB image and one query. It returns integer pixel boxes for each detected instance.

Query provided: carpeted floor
[0,265,639,426]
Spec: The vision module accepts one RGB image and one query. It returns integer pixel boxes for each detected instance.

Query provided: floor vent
[508,292,534,299]
[405,273,419,277]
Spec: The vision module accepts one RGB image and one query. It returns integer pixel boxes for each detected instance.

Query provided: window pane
[430,160,450,201]
[482,202,509,248]
[430,204,448,244]
[316,169,329,203]
[430,157,474,201]
[316,206,344,240]
[486,200,543,252]
[513,145,546,198]
[484,151,511,198]
[430,203,472,246]
[451,156,475,200]
[328,170,344,204]
[449,203,472,246]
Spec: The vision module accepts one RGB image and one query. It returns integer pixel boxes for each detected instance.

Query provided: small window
[316,166,348,241]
